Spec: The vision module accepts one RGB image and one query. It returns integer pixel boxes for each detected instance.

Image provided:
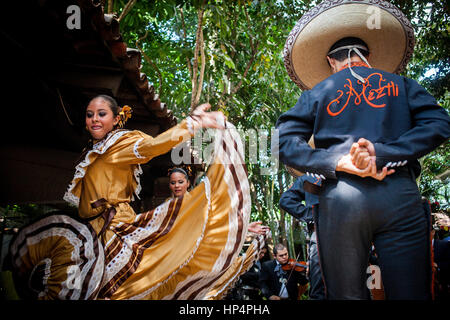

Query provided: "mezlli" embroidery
[326,73,399,117]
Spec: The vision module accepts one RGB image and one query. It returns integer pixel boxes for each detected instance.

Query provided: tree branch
[250,180,264,214]
[194,28,206,107]
[190,1,206,110]
[221,1,259,105]
[178,8,192,80]
[136,30,163,96]
[118,0,137,22]
[243,1,255,52]
[220,40,259,106]
[230,41,259,95]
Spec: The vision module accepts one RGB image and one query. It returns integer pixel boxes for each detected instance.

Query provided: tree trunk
[107,0,113,14]
[190,1,206,111]
[249,179,263,216]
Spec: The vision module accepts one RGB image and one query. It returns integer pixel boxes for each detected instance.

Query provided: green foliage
[115,0,449,247]
[1,204,47,228]
[418,139,450,208]
[0,204,75,229]
[391,0,450,207]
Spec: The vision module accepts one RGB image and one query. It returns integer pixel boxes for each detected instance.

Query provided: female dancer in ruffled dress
[9,95,258,300]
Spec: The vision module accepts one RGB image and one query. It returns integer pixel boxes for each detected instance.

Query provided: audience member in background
[259,243,308,300]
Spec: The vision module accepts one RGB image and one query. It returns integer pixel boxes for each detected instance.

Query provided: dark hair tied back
[94,94,119,115]
[168,167,190,180]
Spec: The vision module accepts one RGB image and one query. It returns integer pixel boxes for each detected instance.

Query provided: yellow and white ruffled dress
[9,120,263,300]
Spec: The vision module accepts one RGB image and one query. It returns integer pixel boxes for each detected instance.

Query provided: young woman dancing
[9,95,254,300]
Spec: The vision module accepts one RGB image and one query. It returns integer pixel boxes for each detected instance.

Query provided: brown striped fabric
[99,197,183,298]
[9,214,104,300]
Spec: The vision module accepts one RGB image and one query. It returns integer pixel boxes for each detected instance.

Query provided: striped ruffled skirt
[9,124,265,300]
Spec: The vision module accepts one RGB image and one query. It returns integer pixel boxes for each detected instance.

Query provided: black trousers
[308,231,326,300]
[316,169,432,300]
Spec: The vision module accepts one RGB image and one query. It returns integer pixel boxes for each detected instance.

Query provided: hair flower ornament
[118,105,132,128]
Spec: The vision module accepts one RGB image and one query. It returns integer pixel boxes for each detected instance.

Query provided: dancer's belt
[83,198,117,244]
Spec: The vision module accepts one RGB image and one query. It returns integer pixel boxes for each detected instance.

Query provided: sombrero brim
[284,0,415,90]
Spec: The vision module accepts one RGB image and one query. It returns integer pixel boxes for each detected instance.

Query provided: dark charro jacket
[279,175,320,224]
[275,64,450,180]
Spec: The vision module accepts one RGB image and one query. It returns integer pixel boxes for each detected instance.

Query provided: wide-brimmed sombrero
[284,0,415,90]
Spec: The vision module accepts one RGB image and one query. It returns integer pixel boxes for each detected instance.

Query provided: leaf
[222,54,236,70]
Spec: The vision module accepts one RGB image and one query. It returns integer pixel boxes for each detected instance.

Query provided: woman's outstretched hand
[189,103,226,130]
[248,221,270,235]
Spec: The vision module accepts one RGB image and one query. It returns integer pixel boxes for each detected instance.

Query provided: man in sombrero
[276,0,450,299]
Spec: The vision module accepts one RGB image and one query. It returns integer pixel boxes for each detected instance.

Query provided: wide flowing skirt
[9,124,262,300]
[8,214,104,300]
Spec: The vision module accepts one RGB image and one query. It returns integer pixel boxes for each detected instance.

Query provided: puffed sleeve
[373,78,450,169]
[103,119,193,165]
[275,92,343,179]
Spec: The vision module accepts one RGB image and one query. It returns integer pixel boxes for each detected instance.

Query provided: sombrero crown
[284,0,415,90]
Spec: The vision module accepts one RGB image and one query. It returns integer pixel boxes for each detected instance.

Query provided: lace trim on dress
[131,164,143,201]
[29,258,52,299]
[133,138,145,159]
[63,130,130,207]
[130,138,145,201]
[186,117,194,135]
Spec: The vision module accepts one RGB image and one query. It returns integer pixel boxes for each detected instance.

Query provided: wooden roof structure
[0,0,181,209]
